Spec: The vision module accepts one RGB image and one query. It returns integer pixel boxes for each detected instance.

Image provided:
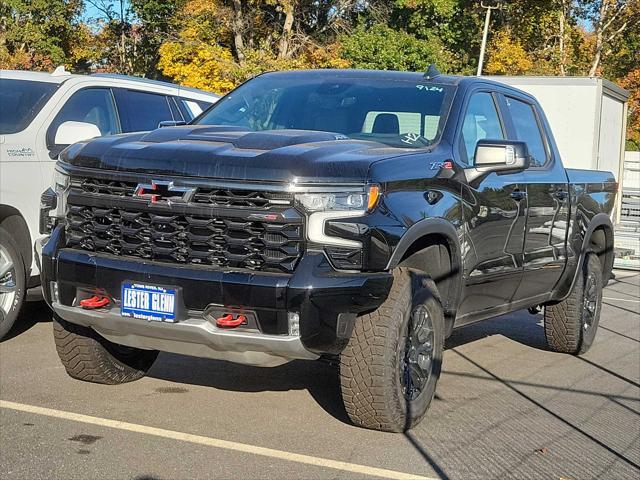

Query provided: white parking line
[603,297,640,303]
[0,400,435,480]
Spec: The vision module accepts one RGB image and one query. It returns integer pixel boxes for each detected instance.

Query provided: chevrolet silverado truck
[37,69,616,432]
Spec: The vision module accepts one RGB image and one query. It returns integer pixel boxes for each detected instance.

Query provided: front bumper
[40,226,392,365]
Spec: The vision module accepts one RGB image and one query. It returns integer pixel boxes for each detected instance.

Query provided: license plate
[121,283,176,322]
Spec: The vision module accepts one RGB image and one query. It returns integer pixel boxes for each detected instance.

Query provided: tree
[577,0,640,76]
[484,29,533,75]
[129,0,185,77]
[619,68,640,150]
[156,0,352,94]
[339,23,453,72]
[0,0,83,70]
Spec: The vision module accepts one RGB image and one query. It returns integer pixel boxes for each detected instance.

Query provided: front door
[456,91,527,317]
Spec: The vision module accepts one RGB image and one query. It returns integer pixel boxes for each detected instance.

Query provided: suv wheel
[544,253,603,355]
[53,315,159,384]
[0,227,26,339]
[340,268,444,432]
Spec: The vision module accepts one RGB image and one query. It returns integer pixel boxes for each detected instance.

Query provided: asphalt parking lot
[1,271,638,480]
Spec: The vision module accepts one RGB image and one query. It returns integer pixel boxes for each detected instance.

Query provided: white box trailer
[486,76,629,181]
[487,76,636,270]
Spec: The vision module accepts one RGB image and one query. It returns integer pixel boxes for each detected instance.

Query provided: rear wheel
[0,227,26,339]
[544,253,603,355]
[53,315,159,384]
[340,268,444,432]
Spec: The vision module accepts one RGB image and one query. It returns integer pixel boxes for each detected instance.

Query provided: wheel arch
[0,205,32,275]
[386,219,463,333]
[553,213,614,302]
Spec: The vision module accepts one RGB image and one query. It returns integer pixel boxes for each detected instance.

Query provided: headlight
[295,185,380,249]
[53,168,70,191]
[40,168,70,234]
[296,186,379,213]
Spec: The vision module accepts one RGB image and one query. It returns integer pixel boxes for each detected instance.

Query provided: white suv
[0,68,219,337]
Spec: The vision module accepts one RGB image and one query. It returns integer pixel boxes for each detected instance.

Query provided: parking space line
[603,297,640,303]
[0,400,435,480]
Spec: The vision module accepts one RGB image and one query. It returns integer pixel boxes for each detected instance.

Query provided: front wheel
[0,227,26,339]
[339,268,444,432]
[53,315,159,384]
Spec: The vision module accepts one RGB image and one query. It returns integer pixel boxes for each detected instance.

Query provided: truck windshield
[196,74,455,148]
[0,79,58,134]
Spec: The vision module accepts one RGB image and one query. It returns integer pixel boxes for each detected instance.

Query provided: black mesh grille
[65,178,303,273]
[71,177,293,209]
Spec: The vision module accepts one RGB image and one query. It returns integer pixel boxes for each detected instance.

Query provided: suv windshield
[0,79,58,134]
[196,74,455,148]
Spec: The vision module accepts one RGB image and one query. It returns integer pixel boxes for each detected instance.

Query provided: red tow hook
[216,314,247,328]
[79,295,110,309]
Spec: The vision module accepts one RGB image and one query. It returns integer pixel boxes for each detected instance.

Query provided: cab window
[46,88,119,147]
[504,96,548,167]
[114,89,176,132]
[460,92,504,165]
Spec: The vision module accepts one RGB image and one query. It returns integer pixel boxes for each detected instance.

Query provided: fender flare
[386,218,463,317]
[555,213,614,301]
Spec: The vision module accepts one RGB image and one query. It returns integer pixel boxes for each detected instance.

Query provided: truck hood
[60,125,413,184]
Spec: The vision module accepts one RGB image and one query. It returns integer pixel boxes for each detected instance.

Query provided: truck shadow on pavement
[148,309,551,429]
[148,353,352,424]
[446,308,549,351]
[1,300,51,343]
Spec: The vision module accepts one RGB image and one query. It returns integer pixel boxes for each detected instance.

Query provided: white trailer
[486,76,635,269]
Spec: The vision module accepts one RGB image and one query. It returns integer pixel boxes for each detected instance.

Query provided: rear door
[501,94,569,300]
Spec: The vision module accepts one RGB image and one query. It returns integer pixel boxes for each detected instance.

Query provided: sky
[82,0,131,24]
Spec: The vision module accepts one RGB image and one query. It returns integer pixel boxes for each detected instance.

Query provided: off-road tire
[544,253,603,355]
[53,315,159,384]
[0,227,26,340]
[340,268,444,432]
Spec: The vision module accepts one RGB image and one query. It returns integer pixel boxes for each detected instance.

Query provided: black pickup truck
[38,69,616,432]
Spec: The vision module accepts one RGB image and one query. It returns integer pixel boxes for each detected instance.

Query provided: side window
[168,97,185,122]
[114,89,175,132]
[47,88,118,146]
[181,99,207,119]
[504,97,548,167]
[460,92,504,165]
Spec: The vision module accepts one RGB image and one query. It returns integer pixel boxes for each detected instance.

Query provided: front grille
[64,177,304,273]
[73,177,293,209]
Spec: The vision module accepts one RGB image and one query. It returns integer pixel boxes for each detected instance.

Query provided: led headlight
[295,185,380,248]
[40,168,70,234]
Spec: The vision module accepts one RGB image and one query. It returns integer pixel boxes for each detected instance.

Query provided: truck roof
[255,69,544,97]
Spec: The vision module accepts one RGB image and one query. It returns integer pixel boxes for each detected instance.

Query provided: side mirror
[158,120,187,128]
[54,121,102,146]
[465,139,530,186]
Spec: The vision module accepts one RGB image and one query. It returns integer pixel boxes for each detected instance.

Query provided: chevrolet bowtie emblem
[133,181,195,204]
